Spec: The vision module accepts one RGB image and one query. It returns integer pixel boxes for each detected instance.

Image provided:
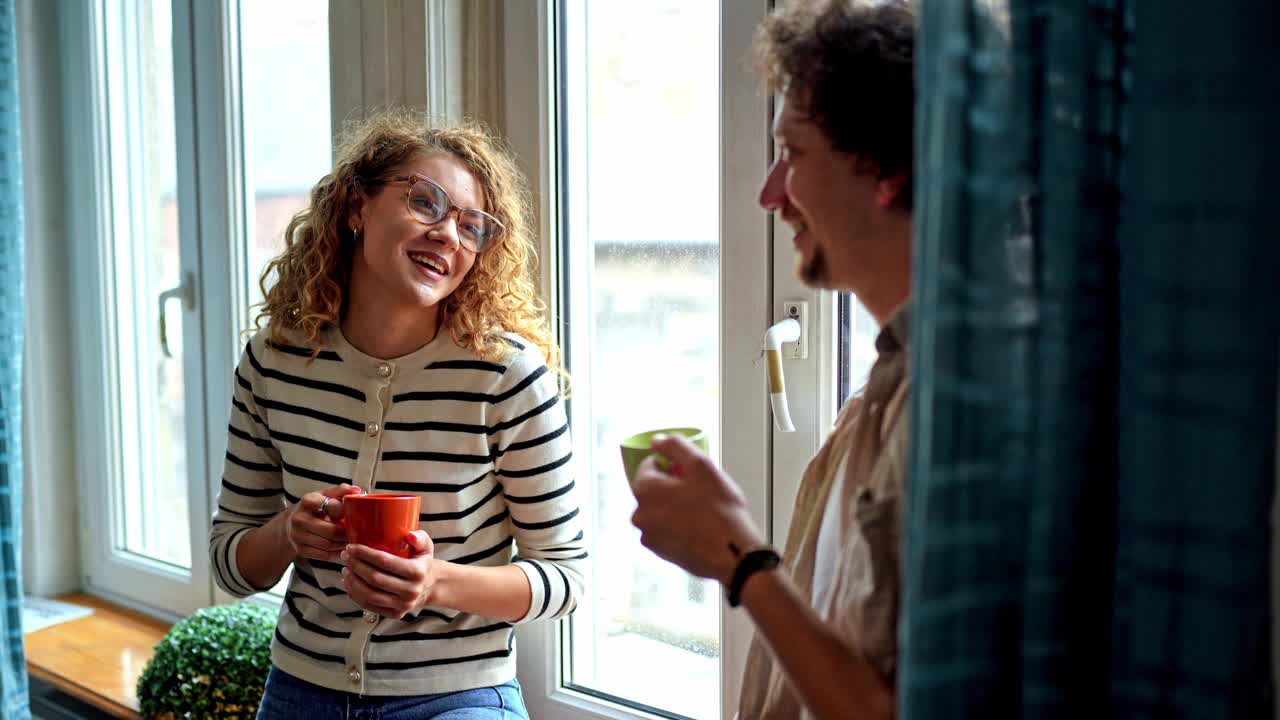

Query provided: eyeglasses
[389,174,504,253]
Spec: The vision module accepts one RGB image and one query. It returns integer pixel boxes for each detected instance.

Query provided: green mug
[619,427,709,485]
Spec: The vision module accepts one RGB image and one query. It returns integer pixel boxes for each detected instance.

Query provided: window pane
[839,295,880,406]
[562,2,720,718]
[114,0,189,569]
[238,0,331,596]
[239,0,331,318]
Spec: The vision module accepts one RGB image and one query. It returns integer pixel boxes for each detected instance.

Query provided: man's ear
[875,173,908,209]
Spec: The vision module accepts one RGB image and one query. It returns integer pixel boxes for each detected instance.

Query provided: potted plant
[136,603,276,719]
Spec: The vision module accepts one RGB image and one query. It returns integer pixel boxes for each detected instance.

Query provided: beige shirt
[738,304,911,720]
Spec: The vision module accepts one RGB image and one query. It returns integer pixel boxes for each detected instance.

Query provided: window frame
[500,1,831,718]
[63,0,221,619]
[196,0,257,608]
[61,0,447,619]
[62,0,271,617]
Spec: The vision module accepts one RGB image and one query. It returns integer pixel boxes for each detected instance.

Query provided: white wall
[17,0,80,596]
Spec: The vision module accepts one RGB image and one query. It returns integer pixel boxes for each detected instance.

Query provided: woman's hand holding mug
[342,531,438,619]
[284,483,364,563]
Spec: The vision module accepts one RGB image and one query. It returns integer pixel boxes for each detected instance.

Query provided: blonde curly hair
[254,110,564,382]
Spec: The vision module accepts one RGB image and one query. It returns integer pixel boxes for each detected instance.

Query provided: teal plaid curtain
[0,0,25,716]
[903,1,1278,717]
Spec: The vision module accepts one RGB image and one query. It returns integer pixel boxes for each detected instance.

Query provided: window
[110,0,188,569]
[66,0,331,616]
[558,1,721,718]
[505,1,813,718]
[236,0,332,322]
[67,0,212,617]
[233,0,332,599]
[505,2,881,718]
[839,294,880,404]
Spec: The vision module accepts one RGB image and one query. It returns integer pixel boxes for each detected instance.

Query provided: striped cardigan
[209,326,586,696]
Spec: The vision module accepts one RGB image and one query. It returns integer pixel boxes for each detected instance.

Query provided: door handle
[158,272,196,359]
[764,317,800,432]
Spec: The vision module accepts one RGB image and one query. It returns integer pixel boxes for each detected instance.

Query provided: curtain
[0,0,26,716]
[902,1,1279,717]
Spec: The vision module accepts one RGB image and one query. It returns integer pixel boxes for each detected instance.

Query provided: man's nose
[759,157,788,213]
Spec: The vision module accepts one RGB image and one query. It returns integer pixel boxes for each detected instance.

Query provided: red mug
[341,493,422,558]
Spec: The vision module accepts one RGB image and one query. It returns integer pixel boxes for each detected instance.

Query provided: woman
[209,111,584,718]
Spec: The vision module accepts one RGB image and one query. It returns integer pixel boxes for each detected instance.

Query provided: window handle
[764,318,800,432]
[158,273,196,359]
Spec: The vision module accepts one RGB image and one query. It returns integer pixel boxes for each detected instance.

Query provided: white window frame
[61,0,251,618]
[61,0,217,618]
[61,0,448,618]
[197,0,255,607]
[500,2,831,718]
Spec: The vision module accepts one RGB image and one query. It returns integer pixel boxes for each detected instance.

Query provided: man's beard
[796,245,830,287]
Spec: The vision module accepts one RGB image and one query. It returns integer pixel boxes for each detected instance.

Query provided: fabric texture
[255,667,529,719]
[902,1,1279,717]
[0,0,26,715]
[210,327,585,697]
[738,305,911,720]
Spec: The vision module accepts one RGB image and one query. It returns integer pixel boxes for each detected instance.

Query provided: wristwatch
[726,545,781,607]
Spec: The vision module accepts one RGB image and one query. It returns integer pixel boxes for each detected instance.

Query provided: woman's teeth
[409,252,446,274]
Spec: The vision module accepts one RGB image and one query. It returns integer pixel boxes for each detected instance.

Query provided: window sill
[24,594,171,719]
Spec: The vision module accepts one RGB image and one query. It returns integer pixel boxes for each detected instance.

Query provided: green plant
[136,602,276,719]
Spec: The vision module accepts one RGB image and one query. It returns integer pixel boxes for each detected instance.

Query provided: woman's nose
[429,211,462,249]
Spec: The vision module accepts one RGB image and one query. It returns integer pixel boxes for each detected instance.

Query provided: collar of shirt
[874,300,912,355]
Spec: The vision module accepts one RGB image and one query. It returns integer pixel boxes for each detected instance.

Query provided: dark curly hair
[754,0,916,210]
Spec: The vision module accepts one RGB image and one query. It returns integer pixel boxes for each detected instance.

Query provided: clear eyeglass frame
[389,173,504,253]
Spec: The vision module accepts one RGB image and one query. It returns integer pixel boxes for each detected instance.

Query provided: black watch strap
[726,546,781,607]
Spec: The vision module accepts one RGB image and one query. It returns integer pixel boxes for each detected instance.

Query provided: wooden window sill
[24,594,171,719]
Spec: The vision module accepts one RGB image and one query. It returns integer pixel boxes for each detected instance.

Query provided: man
[630,2,915,718]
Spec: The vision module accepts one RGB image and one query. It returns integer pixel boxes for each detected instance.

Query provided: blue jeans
[256,667,530,719]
